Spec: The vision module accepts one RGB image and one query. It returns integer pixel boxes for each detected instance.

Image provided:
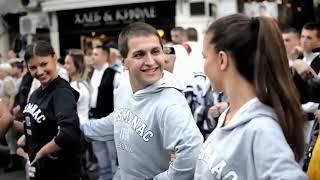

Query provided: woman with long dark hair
[21,41,81,180]
[195,14,307,179]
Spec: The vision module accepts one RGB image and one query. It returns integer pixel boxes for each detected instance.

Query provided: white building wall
[216,0,238,18]
[48,12,61,57]
[0,0,24,61]
[175,0,237,48]
[0,33,9,62]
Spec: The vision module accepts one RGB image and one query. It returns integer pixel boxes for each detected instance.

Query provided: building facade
[15,0,320,57]
[26,0,237,57]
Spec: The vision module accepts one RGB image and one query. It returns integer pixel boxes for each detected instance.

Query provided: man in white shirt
[282,27,301,64]
[300,23,320,164]
[89,44,119,180]
[300,22,320,115]
[301,22,320,66]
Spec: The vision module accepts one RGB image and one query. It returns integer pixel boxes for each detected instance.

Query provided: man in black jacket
[291,58,320,172]
[292,48,320,103]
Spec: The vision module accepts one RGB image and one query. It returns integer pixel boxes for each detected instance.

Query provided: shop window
[190,2,205,16]
[209,3,217,17]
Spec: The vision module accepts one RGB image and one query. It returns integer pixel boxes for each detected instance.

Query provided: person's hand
[291,46,303,59]
[170,151,176,162]
[12,105,21,116]
[215,102,229,114]
[16,135,28,160]
[30,149,46,166]
[17,135,25,146]
[291,60,317,80]
[27,160,36,177]
[209,106,220,118]
[314,110,320,123]
[16,147,29,160]
[0,99,14,136]
[12,105,21,118]
[209,102,229,118]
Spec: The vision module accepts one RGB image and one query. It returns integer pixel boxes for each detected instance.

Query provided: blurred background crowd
[0,0,320,180]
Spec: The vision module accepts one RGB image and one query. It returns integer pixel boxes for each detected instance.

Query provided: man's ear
[122,58,128,70]
[53,54,58,64]
[218,51,229,71]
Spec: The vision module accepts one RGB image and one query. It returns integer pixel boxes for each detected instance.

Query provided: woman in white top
[65,49,92,179]
[65,49,90,125]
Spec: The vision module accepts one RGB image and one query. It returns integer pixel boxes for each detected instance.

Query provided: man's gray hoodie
[194,98,307,180]
[82,71,203,180]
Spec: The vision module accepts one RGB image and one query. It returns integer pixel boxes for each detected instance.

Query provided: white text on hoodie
[23,103,46,123]
[115,109,154,142]
[198,143,238,180]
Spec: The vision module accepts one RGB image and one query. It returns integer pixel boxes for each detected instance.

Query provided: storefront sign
[57,1,175,57]
[73,7,157,26]
[57,1,175,32]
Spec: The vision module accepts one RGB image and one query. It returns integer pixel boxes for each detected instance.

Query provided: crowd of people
[0,13,319,180]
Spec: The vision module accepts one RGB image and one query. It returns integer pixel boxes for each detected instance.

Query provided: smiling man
[81,22,203,180]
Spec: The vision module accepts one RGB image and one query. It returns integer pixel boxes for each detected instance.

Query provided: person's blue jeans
[92,140,117,180]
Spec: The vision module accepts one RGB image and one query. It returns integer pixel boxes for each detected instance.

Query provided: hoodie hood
[55,76,80,102]
[217,98,277,130]
[133,71,185,98]
[39,76,80,102]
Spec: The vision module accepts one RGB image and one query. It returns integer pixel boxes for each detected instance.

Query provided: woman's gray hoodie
[194,98,308,180]
[81,71,203,180]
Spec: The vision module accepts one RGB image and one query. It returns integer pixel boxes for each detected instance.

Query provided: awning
[41,0,172,12]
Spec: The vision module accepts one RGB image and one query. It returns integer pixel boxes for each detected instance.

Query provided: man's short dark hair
[171,26,185,33]
[106,41,118,50]
[186,27,198,41]
[118,22,162,58]
[282,27,300,38]
[95,43,110,55]
[10,61,24,71]
[303,22,320,38]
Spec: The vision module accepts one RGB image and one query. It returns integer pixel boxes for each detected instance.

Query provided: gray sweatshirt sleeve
[80,113,115,141]
[253,121,308,180]
[154,103,203,180]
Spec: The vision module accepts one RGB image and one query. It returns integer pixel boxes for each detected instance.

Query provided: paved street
[0,169,25,180]
[0,167,98,180]
[0,150,98,180]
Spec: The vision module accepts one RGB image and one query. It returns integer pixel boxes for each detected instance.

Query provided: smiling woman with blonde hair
[64,49,90,126]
